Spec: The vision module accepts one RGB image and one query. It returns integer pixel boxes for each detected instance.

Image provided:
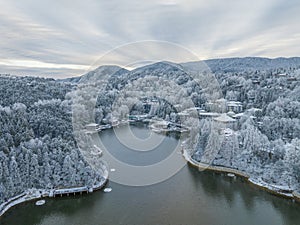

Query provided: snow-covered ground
[0,189,42,217]
[182,149,300,201]
[0,171,109,217]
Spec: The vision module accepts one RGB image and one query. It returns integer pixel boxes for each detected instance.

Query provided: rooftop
[214,113,236,123]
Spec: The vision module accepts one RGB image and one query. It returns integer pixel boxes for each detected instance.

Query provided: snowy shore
[0,169,109,217]
[182,149,300,202]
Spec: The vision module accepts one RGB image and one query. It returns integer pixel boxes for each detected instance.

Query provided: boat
[227,173,236,178]
[103,187,112,193]
[35,199,45,206]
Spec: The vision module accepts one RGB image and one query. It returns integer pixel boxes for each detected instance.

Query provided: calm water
[1,124,300,225]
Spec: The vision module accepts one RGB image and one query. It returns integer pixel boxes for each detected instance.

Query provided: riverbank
[0,168,109,218]
[182,149,300,203]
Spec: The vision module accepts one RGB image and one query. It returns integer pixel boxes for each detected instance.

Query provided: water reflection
[186,164,300,225]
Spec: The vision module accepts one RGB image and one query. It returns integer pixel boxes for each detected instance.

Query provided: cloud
[0,0,299,77]
[0,59,89,70]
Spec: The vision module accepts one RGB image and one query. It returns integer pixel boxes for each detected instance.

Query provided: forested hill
[0,75,103,204]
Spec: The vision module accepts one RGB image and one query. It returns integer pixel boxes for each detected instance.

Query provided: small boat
[227,173,236,178]
[110,168,116,172]
[103,187,112,193]
[35,199,46,206]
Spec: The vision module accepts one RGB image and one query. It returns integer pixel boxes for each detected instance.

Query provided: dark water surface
[1,125,300,225]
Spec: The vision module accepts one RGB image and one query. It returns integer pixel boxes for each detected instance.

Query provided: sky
[0,0,300,78]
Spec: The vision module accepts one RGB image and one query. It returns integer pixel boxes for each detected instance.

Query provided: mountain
[196,57,300,72]
[61,65,128,83]
[126,61,186,79]
[60,57,300,84]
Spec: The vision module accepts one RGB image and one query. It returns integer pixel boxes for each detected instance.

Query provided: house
[111,118,119,127]
[85,123,99,131]
[205,99,243,113]
[213,113,237,130]
[150,120,170,133]
[128,114,148,122]
[199,112,220,119]
[227,101,243,113]
[205,98,226,112]
[154,120,170,129]
[213,113,236,124]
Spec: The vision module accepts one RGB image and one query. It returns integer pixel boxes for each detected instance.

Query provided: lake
[1,124,300,225]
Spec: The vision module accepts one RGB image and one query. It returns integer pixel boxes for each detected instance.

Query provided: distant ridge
[61,57,300,82]
[201,57,300,72]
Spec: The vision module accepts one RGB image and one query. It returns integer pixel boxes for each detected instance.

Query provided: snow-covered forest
[74,57,300,191]
[1,57,300,204]
[202,58,300,191]
[0,76,102,204]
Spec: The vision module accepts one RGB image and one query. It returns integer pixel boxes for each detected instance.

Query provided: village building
[85,123,99,131]
[205,98,243,113]
[227,101,243,113]
[213,113,237,130]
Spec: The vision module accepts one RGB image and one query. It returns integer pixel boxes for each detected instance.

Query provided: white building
[205,98,243,113]
[85,123,99,131]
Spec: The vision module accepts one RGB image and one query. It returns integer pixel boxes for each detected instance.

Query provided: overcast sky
[0,0,300,78]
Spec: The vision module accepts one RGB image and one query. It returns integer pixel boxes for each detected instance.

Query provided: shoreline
[182,149,300,203]
[0,169,109,218]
